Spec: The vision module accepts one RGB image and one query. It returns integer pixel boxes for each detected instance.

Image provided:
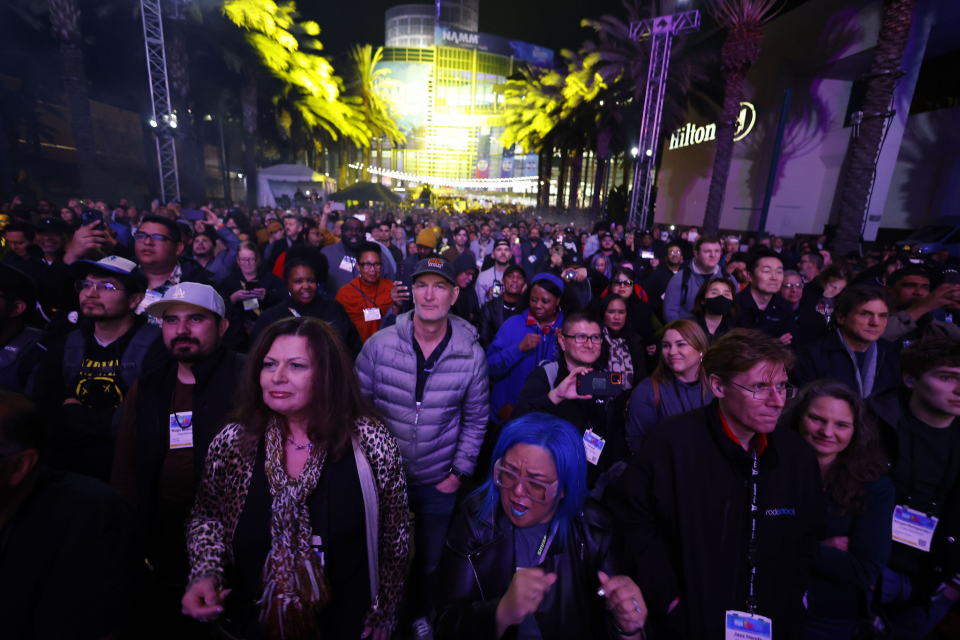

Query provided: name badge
[243,297,260,311]
[169,411,194,449]
[725,611,772,640]
[582,429,605,466]
[528,254,536,263]
[892,505,938,552]
[363,307,381,322]
[339,255,356,272]
[476,259,484,269]
[138,289,163,316]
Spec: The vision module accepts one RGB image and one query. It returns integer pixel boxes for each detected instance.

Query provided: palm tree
[48,0,99,196]
[701,0,780,235]
[343,44,406,174]
[832,0,917,255]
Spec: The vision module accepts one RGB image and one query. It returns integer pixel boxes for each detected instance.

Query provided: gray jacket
[882,309,960,344]
[356,311,489,485]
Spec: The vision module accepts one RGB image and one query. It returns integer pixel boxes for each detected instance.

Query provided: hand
[822,536,849,552]
[598,571,647,636]
[391,281,410,304]
[63,398,82,406]
[63,220,109,264]
[252,288,267,300]
[645,345,657,356]
[573,267,588,282]
[495,568,557,634]
[778,333,793,345]
[436,473,461,494]
[925,283,960,311]
[944,585,960,601]
[202,207,221,228]
[548,366,593,404]
[181,578,231,622]
[361,627,391,640]
[519,333,542,353]
[229,290,255,304]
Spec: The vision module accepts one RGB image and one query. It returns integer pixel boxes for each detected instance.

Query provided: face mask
[704,296,733,316]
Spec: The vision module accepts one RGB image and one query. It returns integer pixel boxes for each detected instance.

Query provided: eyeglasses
[75,281,125,293]
[612,279,634,286]
[493,460,559,505]
[668,250,682,255]
[134,232,173,243]
[781,283,802,289]
[359,262,382,270]
[728,380,799,400]
[238,257,257,264]
[562,333,603,345]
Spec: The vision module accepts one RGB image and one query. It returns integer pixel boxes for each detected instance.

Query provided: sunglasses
[613,279,634,286]
[494,459,559,505]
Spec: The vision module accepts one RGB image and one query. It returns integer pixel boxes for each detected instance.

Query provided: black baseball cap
[35,217,72,235]
[0,263,37,307]
[411,257,457,286]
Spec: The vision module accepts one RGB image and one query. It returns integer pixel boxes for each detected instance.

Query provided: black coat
[434,494,624,640]
[607,400,826,639]
[641,264,680,321]
[132,346,246,545]
[251,295,362,357]
[736,287,799,340]
[477,296,527,350]
[792,330,901,398]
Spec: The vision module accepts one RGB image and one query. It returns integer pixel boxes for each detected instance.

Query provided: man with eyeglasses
[32,256,164,481]
[335,242,394,343]
[111,283,242,639]
[134,215,216,318]
[642,244,684,322]
[513,310,630,493]
[610,329,826,639]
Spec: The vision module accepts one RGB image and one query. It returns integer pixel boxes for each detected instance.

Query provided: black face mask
[704,296,733,316]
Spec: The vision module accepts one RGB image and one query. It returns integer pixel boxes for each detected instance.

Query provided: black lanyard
[746,449,759,614]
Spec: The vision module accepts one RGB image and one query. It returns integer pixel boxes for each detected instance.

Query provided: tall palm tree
[832,0,917,255]
[702,0,780,235]
[48,0,98,196]
[343,44,406,173]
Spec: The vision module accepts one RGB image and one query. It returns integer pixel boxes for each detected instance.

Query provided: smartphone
[81,209,102,226]
[641,251,655,260]
[556,235,564,244]
[243,280,259,291]
[329,202,346,211]
[182,208,205,221]
[355,213,367,222]
[564,270,576,281]
[492,281,503,298]
[577,371,624,396]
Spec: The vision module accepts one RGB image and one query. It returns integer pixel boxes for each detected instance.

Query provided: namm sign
[667,102,757,150]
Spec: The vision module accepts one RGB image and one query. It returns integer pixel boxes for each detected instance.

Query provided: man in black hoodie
[33,256,164,481]
[111,282,244,639]
[610,328,826,639]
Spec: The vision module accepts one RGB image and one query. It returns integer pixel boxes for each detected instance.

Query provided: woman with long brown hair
[786,380,893,640]
[181,316,409,640]
[624,318,713,454]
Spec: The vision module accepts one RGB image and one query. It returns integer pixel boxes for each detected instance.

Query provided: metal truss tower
[140,0,180,204]
[627,10,699,229]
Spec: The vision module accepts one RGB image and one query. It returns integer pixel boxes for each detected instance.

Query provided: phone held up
[577,372,623,396]
[81,209,102,227]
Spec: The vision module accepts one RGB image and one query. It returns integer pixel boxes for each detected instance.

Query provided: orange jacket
[335,277,394,343]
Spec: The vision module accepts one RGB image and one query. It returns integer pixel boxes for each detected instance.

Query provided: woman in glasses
[625,319,713,454]
[785,380,893,640]
[604,266,658,362]
[221,241,286,335]
[334,243,394,343]
[690,277,740,346]
[434,413,647,640]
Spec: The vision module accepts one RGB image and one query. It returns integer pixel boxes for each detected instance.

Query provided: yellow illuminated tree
[345,44,406,173]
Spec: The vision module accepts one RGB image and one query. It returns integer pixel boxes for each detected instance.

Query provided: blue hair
[472,413,588,543]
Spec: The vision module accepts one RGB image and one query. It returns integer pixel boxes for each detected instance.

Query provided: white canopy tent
[256,164,332,208]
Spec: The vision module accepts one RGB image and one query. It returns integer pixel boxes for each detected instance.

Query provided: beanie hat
[416,228,438,249]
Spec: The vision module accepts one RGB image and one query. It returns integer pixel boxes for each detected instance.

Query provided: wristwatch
[449,467,468,480]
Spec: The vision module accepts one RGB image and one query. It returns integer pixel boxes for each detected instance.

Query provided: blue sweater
[485,310,562,422]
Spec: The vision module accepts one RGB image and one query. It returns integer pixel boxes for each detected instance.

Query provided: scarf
[837,329,878,398]
[259,422,330,639]
[603,327,634,390]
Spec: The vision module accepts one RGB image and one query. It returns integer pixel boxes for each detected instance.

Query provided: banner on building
[434,27,554,67]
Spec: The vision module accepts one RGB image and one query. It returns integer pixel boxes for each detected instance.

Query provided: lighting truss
[628,10,700,229]
[140,0,180,204]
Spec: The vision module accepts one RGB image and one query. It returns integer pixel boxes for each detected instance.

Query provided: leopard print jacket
[185,417,410,630]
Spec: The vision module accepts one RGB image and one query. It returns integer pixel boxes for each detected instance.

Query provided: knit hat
[453,252,478,275]
[416,228,438,249]
[266,220,282,233]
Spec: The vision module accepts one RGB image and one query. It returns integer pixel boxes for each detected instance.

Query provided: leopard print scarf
[259,422,330,639]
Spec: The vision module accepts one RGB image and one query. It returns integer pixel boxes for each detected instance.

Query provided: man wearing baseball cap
[17,216,76,322]
[32,255,164,481]
[357,257,488,639]
[111,282,244,637]
[475,238,516,303]
[392,227,441,316]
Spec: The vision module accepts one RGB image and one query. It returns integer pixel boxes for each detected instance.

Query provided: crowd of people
[2,195,960,640]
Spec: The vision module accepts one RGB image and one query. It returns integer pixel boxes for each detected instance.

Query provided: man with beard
[323,216,397,292]
[0,392,138,639]
[33,256,163,481]
[475,238,516,303]
[519,226,547,280]
[111,283,243,639]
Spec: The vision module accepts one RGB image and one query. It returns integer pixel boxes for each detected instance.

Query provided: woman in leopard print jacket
[182,317,409,640]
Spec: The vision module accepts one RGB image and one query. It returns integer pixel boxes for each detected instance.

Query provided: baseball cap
[69,255,148,292]
[35,217,72,235]
[0,263,37,307]
[411,257,456,286]
[145,282,226,318]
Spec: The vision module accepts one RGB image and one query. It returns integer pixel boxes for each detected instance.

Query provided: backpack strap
[119,323,162,389]
[543,361,560,390]
[679,267,693,307]
[61,330,87,389]
[652,379,661,416]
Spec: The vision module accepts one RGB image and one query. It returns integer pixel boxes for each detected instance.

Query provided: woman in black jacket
[221,241,286,335]
[786,380,893,640]
[251,257,362,357]
[590,294,648,390]
[435,413,647,640]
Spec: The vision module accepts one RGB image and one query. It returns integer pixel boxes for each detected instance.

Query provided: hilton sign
[667,102,757,150]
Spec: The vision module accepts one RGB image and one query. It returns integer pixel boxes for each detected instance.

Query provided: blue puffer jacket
[486,310,563,421]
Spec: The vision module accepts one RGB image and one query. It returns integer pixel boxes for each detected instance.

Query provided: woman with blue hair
[434,413,647,640]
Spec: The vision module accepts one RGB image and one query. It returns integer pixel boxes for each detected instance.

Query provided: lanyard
[537,520,560,565]
[351,281,380,308]
[746,449,759,614]
[288,307,301,317]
